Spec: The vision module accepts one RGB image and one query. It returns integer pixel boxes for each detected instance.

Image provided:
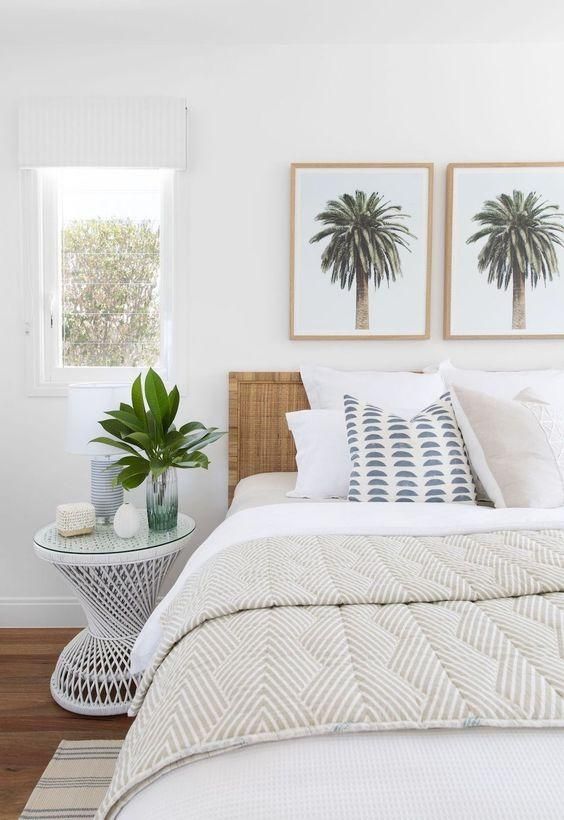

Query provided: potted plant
[91,369,225,531]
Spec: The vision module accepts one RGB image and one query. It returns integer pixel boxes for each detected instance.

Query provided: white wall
[2,42,564,625]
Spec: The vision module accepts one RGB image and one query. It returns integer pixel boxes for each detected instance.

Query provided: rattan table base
[33,513,195,717]
[48,552,179,716]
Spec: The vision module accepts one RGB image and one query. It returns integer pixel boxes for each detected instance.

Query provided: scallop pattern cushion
[344,392,476,503]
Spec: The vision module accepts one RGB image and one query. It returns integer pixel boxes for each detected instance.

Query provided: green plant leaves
[131,374,147,427]
[165,430,188,449]
[182,428,224,452]
[168,386,180,426]
[105,409,146,433]
[113,455,149,468]
[90,436,140,456]
[144,368,170,432]
[178,421,205,435]
[115,459,151,490]
[90,371,226,486]
[174,450,210,469]
[126,431,156,454]
[98,418,128,439]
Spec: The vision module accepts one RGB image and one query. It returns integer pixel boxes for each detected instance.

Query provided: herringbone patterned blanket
[98,530,564,818]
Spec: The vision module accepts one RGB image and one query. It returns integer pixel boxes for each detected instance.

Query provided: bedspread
[98,529,564,818]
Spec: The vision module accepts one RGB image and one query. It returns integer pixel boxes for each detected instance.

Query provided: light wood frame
[228,372,308,502]
[290,162,433,340]
[444,162,564,340]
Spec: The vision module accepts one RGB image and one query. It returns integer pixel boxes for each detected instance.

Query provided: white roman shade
[18,97,187,169]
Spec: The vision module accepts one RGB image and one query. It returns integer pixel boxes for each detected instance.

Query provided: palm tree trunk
[355,269,369,330]
[512,271,526,330]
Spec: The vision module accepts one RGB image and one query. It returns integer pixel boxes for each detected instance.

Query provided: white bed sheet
[122,481,564,820]
[227,471,306,515]
[119,729,564,819]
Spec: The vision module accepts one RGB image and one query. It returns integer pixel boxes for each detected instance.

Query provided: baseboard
[0,596,87,627]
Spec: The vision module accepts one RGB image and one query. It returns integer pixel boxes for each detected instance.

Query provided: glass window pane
[59,169,161,368]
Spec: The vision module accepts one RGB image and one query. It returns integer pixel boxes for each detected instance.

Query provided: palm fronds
[310,190,415,291]
[467,189,564,291]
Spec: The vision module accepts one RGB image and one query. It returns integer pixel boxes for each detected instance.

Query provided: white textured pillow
[439,360,564,403]
[451,385,564,508]
[440,361,564,504]
[301,365,444,417]
[344,393,476,504]
[286,410,351,499]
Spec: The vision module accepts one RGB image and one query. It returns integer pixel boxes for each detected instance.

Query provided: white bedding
[123,478,564,820]
[119,729,564,819]
[227,471,304,514]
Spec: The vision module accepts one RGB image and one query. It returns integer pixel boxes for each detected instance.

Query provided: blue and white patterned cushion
[344,392,476,503]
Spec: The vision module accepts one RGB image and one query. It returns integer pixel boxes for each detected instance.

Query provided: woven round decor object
[56,503,96,537]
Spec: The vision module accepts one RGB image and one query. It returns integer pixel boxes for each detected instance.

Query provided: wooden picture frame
[445,162,564,339]
[290,163,433,340]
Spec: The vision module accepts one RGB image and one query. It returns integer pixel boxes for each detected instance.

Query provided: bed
[101,373,564,819]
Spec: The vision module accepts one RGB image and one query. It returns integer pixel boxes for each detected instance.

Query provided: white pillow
[439,360,564,404]
[300,365,444,417]
[286,410,350,499]
[451,385,564,508]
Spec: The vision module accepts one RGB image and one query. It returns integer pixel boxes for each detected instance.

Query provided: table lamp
[66,383,131,523]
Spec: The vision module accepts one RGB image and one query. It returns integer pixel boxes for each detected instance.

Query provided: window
[59,169,163,368]
[23,167,176,392]
[19,95,187,395]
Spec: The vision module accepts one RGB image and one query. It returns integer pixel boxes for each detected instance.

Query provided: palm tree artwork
[467,190,564,330]
[309,190,415,330]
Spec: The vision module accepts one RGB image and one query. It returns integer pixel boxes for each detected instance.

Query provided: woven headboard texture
[228,372,308,502]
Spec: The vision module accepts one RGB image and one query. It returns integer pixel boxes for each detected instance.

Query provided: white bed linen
[227,471,307,515]
[118,729,564,820]
[123,486,564,820]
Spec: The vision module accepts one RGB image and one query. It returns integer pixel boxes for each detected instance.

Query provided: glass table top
[34,511,195,555]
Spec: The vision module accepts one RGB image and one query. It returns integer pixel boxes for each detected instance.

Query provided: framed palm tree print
[445,163,564,339]
[290,163,433,339]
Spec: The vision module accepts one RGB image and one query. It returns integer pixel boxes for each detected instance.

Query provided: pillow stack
[286,365,445,500]
[286,362,564,509]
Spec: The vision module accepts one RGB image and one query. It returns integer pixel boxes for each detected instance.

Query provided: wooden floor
[0,629,133,820]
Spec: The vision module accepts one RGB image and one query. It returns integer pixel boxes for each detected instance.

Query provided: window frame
[21,167,181,396]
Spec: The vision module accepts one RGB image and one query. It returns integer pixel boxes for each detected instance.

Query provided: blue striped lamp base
[90,459,124,522]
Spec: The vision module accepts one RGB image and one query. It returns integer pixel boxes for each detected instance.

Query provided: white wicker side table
[33,512,195,717]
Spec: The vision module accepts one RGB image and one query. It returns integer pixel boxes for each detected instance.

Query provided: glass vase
[146,468,178,531]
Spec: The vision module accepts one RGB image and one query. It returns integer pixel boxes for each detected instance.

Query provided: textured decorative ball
[56,502,96,537]
[113,503,140,539]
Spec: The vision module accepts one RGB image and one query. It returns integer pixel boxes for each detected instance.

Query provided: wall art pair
[290,162,564,340]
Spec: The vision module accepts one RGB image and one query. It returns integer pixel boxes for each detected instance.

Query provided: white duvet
[123,497,564,820]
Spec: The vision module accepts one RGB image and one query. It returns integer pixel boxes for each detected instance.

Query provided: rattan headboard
[228,372,309,502]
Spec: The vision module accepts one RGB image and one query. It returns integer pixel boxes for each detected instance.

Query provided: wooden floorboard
[0,628,132,819]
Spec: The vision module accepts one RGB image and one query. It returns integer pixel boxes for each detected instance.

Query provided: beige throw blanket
[98,530,564,818]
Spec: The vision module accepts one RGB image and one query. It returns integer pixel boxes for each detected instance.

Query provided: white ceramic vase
[113,503,140,539]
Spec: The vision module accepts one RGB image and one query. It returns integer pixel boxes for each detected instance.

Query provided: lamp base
[90,458,124,523]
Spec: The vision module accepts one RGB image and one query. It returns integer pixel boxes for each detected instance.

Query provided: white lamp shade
[66,383,132,456]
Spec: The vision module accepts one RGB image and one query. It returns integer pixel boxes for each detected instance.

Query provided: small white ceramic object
[56,502,96,537]
[113,503,141,539]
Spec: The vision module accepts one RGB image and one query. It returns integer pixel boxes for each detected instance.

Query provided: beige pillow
[451,385,564,508]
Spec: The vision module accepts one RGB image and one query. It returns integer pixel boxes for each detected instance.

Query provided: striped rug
[20,740,122,820]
